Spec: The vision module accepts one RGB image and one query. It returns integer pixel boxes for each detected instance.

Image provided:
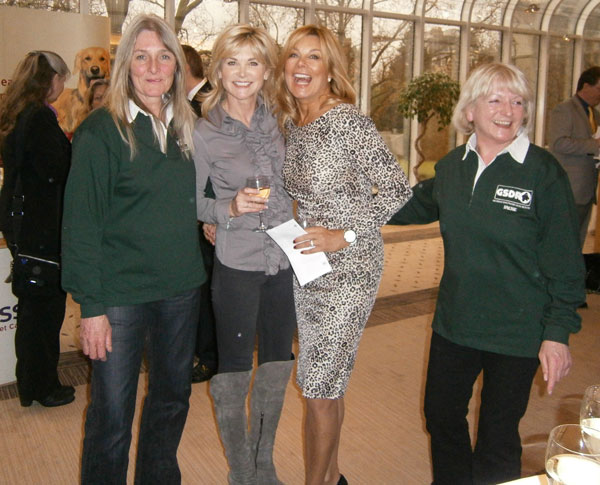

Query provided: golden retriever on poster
[53,46,110,134]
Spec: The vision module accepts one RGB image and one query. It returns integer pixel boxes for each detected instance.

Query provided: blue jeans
[424,332,539,485]
[81,288,200,485]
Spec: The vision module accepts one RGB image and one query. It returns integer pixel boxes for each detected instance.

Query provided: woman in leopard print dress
[276,25,412,485]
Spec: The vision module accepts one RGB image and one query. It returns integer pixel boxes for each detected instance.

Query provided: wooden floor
[0,225,599,484]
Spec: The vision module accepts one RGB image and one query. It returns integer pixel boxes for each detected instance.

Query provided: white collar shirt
[127,99,174,154]
[463,128,530,190]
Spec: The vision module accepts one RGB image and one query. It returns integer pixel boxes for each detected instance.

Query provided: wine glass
[246,176,271,232]
[581,385,600,439]
[296,213,316,230]
[545,423,600,484]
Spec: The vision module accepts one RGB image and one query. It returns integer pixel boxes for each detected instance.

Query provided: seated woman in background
[389,62,585,484]
[276,24,411,485]
[192,24,296,485]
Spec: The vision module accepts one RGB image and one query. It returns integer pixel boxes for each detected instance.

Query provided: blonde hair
[107,14,195,158]
[275,24,356,132]
[0,51,69,144]
[201,24,278,120]
[452,62,533,135]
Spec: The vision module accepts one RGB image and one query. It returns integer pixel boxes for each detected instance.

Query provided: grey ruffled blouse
[192,98,292,275]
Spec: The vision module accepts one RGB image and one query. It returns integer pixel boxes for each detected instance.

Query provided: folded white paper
[266,219,332,286]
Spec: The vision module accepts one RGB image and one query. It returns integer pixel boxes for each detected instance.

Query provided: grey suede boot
[249,359,295,485]
[210,370,257,485]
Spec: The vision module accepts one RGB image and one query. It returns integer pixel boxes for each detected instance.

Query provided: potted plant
[398,71,460,180]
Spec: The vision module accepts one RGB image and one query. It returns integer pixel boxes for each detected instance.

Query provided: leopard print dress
[283,103,412,399]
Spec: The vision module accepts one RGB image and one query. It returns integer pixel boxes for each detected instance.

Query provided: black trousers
[196,231,217,367]
[424,332,539,485]
[211,258,296,373]
[15,291,66,400]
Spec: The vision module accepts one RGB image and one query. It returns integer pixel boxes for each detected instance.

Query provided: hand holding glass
[246,176,271,232]
[545,423,600,484]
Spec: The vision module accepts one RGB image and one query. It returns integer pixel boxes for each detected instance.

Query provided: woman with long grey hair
[62,14,206,483]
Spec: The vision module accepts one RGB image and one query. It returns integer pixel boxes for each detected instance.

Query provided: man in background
[182,44,217,382]
[548,66,600,247]
[182,44,211,117]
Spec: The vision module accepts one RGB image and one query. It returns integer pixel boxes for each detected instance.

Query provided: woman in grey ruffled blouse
[192,24,296,485]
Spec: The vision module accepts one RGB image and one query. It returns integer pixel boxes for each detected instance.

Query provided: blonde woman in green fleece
[390,62,584,485]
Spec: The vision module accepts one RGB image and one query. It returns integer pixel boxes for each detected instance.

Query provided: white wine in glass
[581,384,600,455]
[246,176,271,232]
[545,424,600,485]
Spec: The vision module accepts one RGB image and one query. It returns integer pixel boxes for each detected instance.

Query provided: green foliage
[398,71,460,130]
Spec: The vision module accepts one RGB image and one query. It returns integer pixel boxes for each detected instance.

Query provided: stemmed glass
[246,176,271,232]
[581,385,600,438]
[545,423,600,484]
[296,213,316,230]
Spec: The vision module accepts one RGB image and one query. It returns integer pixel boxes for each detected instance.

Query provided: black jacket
[0,103,71,259]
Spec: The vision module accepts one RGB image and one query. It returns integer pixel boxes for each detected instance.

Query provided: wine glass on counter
[246,175,271,232]
[545,423,600,484]
[581,385,600,441]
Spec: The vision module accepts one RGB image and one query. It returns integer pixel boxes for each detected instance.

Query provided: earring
[328,76,332,82]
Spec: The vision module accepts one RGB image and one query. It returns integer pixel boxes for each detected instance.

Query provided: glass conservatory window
[0,0,79,12]
[249,4,306,45]
[423,23,459,162]
[510,33,539,133]
[316,0,364,11]
[315,10,363,100]
[92,0,165,36]
[512,0,546,30]
[423,23,459,77]
[370,17,414,174]
[126,0,164,24]
[470,0,506,25]
[549,0,583,35]
[584,41,600,69]
[544,35,574,145]
[469,28,501,70]
[179,0,238,50]
[423,0,463,21]
[373,0,416,16]
[89,0,106,16]
[582,5,600,39]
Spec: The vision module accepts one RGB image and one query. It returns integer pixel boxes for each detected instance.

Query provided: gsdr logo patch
[493,185,533,210]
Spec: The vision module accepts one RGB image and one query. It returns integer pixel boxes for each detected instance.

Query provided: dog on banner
[53,46,110,135]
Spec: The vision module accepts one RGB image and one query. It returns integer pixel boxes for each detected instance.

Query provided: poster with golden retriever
[53,46,110,134]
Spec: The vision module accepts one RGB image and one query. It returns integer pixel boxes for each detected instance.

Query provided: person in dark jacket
[0,50,74,408]
[182,43,218,383]
[390,62,585,485]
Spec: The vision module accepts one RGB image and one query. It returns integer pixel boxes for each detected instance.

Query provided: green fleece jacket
[390,144,584,358]
[62,108,206,318]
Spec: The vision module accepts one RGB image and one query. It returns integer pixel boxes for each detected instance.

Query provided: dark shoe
[20,386,75,408]
[337,474,348,485]
[59,385,76,396]
[192,363,216,383]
